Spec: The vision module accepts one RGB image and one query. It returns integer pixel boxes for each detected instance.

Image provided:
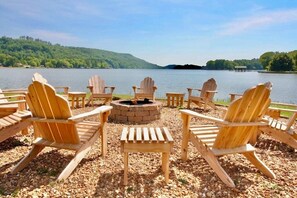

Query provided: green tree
[259,52,276,70]
[269,53,294,71]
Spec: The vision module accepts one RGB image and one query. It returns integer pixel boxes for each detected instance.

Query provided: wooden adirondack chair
[180,83,275,188]
[132,77,157,101]
[187,78,217,111]
[86,75,115,106]
[11,80,113,181]
[259,105,297,149]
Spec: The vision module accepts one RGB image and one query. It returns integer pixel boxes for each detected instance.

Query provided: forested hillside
[0,36,160,69]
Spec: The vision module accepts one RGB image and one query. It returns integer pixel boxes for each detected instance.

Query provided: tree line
[0,36,159,69]
[205,59,262,70]
[259,51,297,72]
[204,51,297,71]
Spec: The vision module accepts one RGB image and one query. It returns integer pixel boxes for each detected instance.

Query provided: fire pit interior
[110,99,162,124]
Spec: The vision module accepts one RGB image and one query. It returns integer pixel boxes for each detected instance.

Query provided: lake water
[0,68,296,104]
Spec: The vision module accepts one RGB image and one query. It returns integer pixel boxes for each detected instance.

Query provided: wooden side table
[120,127,173,185]
[68,92,86,109]
[166,92,185,107]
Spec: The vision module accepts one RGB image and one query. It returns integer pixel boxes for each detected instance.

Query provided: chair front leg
[181,113,191,161]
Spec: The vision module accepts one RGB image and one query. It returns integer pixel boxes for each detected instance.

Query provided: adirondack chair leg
[203,154,235,188]
[100,110,110,156]
[203,101,208,111]
[11,145,45,174]
[181,114,191,161]
[57,133,99,181]
[207,101,217,110]
[260,127,297,149]
[249,130,261,145]
[57,145,92,181]
[101,129,107,156]
[242,152,276,179]
[103,97,110,105]
[86,96,92,106]
[190,137,235,187]
[187,100,191,108]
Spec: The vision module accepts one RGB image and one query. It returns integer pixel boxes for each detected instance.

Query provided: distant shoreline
[258,71,297,74]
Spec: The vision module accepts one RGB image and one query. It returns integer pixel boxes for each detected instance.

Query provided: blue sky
[0,0,297,66]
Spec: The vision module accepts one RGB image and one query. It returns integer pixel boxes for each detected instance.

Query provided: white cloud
[220,8,297,35]
[31,30,80,45]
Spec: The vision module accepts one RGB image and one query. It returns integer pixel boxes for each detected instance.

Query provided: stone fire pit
[110,99,162,124]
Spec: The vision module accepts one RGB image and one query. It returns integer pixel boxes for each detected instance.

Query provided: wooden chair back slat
[214,84,270,149]
[27,81,79,144]
[140,77,155,93]
[200,78,217,100]
[89,75,106,94]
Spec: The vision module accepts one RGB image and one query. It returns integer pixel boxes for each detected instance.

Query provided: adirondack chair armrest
[2,89,27,95]
[104,86,115,93]
[180,109,226,124]
[153,86,157,91]
[270,102,297,108]
[68,106,113,122]
[0,94,26,100]
[87,86,94,93]
[269,107,297,113]
[132,86,143,93]
[180,109,267,127]
[187,88,202,92]
[206,90,218,93]
[54,86,70,94]
[0,100,26,105]
[187,88,202,96]
[229,93,242,96]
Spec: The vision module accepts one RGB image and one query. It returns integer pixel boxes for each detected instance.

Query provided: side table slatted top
[120,127,173,144]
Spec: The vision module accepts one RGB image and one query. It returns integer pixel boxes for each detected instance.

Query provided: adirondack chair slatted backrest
[140,77,155,93]
[89,75,106,94]
[213,84,271,149]
[27,81,79,144]
[200,78,217,100]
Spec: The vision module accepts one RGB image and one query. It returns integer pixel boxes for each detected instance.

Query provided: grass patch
[270,103,296,118]
[113,94,133,100]
[214,99,230,106]
[11,188,20,197]
[37,167,49,175]
[0,187,4,195]
[178,178,189,185]
[127,187,133,193]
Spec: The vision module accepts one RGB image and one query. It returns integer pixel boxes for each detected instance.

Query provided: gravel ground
[0,101,296,197]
